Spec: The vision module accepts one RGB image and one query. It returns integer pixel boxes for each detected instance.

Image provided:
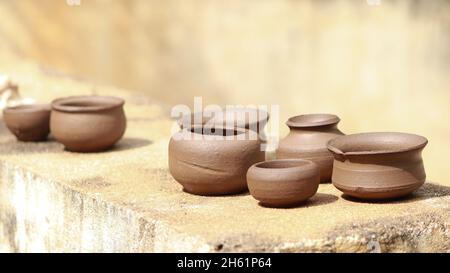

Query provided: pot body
[277,123,344,182]
[51,98,126,152]
[247,159,320,207]
[331,149,426,199]
[3,104,51,142]
[169,129,265,195]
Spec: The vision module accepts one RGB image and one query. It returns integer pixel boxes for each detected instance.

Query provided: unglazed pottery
[51,96,126,152]
[3,104,51,142]
[178,107,269,134]
[327,132,428,200]
[247,159,320,207]
[169,127,265,195]
[276,114,344,182]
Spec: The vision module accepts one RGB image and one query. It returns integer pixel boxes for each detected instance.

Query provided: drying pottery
[276,114,344,182]
[51,96,126,152]
[169,126,265,195]
[327,132,428,200]
[3,104,51,142]
[247,159,320,207]
[178,107,269,134]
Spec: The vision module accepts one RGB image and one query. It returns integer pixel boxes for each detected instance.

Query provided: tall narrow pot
[276,114,344,182]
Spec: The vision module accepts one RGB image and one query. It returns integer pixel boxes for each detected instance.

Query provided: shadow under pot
[178,107,269,135]
[50,96,126,152]
[169,127,265,196]
[327,132,428,200]
[247,159,320,208]
[3,104,51,142]
[276,114,344,183]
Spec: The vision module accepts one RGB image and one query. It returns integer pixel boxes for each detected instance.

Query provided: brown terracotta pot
[178,107,269,134]
[327,132,428,200]
[50,96,126,152]
[276,114,344,183]
[247,159,320,207]
[3,104,51,142]
[169,127,265,195]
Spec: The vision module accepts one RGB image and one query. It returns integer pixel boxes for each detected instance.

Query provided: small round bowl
[3,104,51,142]
[247,159,320,207]
[50,96,126,152]
[327,132,428,200]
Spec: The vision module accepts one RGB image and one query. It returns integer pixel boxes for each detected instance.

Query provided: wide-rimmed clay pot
[3,104,51,142]
[169,126,265,195]
[247,159,320,208]
[51,96,126,152]
[327,132,428,200]
[276,114,344,183]
[178,107,269,134]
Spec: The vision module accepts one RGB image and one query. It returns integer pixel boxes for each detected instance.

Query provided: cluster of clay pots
[169,111,428,207]
[2,96,126,152]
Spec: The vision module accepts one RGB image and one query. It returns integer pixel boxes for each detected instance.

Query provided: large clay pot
[276,114,344,182]
[327,132,428,200]
[169,127,265,195]
[3,104,51,142]
[178,107,269,135]
[247,159,320,208]
[51,96,126,152]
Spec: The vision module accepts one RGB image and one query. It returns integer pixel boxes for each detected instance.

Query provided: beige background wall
[0,0,449,185]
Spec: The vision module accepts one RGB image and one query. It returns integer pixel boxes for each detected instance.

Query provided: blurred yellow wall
[0,0,449,185]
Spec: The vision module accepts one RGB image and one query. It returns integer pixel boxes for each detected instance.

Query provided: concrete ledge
[1,58,450,253]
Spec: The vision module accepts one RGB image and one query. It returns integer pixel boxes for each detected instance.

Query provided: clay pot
[247,159,320,207]
[50,96,126,152]
[169,127,265,195]
[276,114,344,182]
[178,107,269,134]
[3,104,51,142]
[327,132,428,200]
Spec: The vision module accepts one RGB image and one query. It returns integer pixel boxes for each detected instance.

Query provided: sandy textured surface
[0,57,449,252]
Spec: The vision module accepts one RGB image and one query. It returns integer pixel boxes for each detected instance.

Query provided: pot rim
[286,113,340,128]
[327,132,428,156]
[51,96,125,113]
[251,159,318,172]
[3,103,51,114]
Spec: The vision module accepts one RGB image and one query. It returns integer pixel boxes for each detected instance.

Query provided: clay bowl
[247,159,320,207]
[50,96,126,152]
[327,132,428,200]
[178,107,269,134]
[3,104,51,142]
[169,126,265,196]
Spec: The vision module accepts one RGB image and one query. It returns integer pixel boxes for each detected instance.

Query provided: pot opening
[328,132,428,155]
[286,113,340,128]
[52,96,124,113]
[255,159,313,169]
[189,127,245,137]
[4,104,50,113]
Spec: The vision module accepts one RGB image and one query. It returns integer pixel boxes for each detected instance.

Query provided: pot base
[333,181,424,200]
[182,183,248,196]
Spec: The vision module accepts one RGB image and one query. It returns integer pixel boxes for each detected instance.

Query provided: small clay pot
[50,96,126,152]
[276,114,344,183]
[327,132,428,200]
[247,159,320,207]
[178,107,269,134]
[3,104,51,142]
[169,127,265,195]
